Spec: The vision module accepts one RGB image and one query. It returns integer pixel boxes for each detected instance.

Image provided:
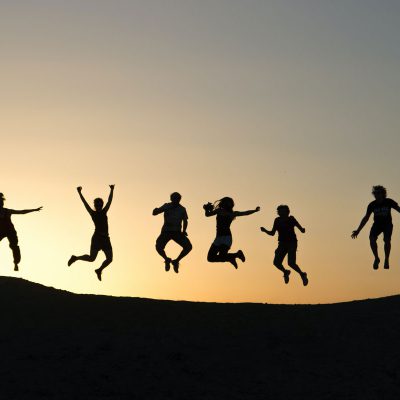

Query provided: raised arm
[352,208,372,239]
[234,207,261,217]
[10,207,42,215]
[77,187,93,214]
[103,185,115,213]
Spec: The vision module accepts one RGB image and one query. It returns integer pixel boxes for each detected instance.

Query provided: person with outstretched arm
[153,192,192,273]
[0,192,42,271]
[261,205,308,286]
[68,185,115,281]
[204,197,260,269]
[352,185,400,270]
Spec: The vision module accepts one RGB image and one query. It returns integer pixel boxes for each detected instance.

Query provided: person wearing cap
[352,185,400,270]
[0,193,42,271]
[153,192,192,273]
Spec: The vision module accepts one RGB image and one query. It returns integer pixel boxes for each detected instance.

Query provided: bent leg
[156,233,171,261]
[287,244,303,275]
[98,247,113,273]
[173,234,193,262]
[273,245,287,273]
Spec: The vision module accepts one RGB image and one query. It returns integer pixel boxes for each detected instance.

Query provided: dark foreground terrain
[1,277,400,400]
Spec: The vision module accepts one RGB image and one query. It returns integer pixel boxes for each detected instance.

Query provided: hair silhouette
[204,197,260,269]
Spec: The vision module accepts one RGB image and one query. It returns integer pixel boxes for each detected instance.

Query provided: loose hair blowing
[372,185,387,197]
[213,197,235,212]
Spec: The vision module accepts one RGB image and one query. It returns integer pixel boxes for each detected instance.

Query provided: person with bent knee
[68,185,115,281]
[261,205,308,286]
[352,185,400,270]
[153,192,192,274]
[0,192,42,272]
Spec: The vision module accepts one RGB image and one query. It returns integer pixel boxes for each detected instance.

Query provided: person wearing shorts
[261,205,308,286]
[0,192,42,271]
[68,185,115,281]
[153,192,192,273]
[204,197,260,269]
[352,185,400,269]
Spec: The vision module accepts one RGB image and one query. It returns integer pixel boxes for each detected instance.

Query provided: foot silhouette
[284,270,291,284]
[301,272,309,287]
[237,250,246,263]
[14,264,19,272]
[384,260,390,269]
[172,260,179,274]
[95,269,102,281]
[373,258,380,270]
[165,258,172,272]
[68,256,77,267]
[229,259,238,269]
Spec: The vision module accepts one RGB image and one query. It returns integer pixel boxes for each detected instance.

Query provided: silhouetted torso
[368,198,398,225]
[216,213,234,236]
[91,210,109,237]
[161,203,188,232]
[0,208,15,234]
[273,216,297,242]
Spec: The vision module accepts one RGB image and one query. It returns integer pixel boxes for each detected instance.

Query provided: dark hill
[1,277,399,400]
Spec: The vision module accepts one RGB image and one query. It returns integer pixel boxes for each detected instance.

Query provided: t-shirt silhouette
[216,213,235,237]
[90,210,109,237]
[273,216,298,243]
[367,198,398,225]
[160,203,188,232]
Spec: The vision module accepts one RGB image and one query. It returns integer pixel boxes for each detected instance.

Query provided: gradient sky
[1,0,400,303]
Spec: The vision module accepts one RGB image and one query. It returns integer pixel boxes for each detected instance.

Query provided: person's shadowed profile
[0,192,42,272]
[68,185,115,281]
[153,192,192,273]
[261,205,308,286]
[204,197,260,269]
[352,185,400,270]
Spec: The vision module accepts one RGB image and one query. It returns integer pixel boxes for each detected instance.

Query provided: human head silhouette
[277,205,290,218]
[218,197,235,211]
[372,185,387,202]
[94,198,104,211]
[0,193,4,208]
[170,192,182,205]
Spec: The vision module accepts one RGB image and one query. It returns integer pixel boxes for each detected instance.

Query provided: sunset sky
[1,0,400,303]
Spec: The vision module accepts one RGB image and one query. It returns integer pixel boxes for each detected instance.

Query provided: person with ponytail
[203,197,260,269]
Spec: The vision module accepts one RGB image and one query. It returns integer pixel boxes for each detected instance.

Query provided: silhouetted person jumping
[261,205,308,286]
[0,192,42,271]
[204,197,260,269]
[68,185,115,281]
[153,192,192,273]
[352,185,400,270]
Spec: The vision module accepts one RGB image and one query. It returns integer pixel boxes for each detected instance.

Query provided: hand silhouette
[255,207,261,212]
[77,186,83,192]
[260,227,267,233]
[301,228,306,233]
[36,207,43,212]
[351,230,359,239]
[110,185,115,190]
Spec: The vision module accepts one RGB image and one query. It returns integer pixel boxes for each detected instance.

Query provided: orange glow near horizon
[1,1,400,303]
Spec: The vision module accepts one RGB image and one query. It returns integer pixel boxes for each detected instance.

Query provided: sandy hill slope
[1,277,399,400]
